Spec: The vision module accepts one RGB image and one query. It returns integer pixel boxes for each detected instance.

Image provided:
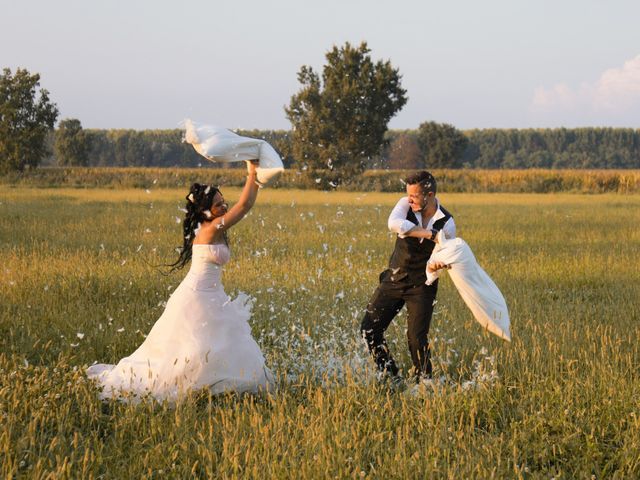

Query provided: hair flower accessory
[187,193,195,203]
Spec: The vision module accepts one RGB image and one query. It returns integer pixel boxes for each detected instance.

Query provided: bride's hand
[246,160,258,176]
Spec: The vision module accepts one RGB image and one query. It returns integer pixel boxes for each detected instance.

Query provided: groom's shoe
[388,374,407,392]
[376,370,406,392]
[405,374,438,397]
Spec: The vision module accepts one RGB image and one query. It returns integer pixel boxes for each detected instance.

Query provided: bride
[87,161,274,400]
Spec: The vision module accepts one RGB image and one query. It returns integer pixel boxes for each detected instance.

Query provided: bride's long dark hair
[167,183,222,272]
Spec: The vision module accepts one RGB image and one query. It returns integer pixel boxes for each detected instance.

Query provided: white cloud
[531,54,640,125]
[593,55,640,110]
[532,83,582,111]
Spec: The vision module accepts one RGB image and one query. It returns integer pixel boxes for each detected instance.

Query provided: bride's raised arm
[211,161,260,232]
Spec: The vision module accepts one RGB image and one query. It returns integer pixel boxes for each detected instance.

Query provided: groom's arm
[387,197,416,237]
[402,217,457,242]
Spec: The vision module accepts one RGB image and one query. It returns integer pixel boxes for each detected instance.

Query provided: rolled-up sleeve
[388,197,416,235]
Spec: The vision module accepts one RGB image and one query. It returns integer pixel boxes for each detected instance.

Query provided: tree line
[3,44,640,181]
[384,125,640,169]
[48,124,640,170]
[45,127,295,169]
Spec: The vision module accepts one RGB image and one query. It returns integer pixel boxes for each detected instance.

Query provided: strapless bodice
[183,244,230,290]
[192,244,230,266]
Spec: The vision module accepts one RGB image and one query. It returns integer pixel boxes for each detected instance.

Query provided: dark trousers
[360,270,438,379]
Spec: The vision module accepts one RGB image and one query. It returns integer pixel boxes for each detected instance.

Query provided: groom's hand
[427,261,450,273]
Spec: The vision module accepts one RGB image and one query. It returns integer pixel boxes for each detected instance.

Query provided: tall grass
[1,187,639,478]
[3,167,640,193]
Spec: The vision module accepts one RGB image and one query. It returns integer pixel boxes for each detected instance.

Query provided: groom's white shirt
[387,196,457,282]
[387,196,456,240]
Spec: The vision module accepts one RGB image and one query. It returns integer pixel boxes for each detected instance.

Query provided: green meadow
[1,186,639,478]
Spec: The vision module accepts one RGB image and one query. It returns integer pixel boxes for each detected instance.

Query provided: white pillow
[427,230,511,341]
[183,119,284,186]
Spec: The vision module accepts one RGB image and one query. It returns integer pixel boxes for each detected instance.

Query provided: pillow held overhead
[183,119,284,186]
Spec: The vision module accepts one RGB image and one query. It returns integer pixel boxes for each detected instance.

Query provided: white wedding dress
[87,244,274,401]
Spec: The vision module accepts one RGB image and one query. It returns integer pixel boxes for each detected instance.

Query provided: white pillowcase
[427,230,511,341]
[183,119,284,186]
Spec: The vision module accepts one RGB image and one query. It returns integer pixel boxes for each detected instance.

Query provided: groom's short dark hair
[405,171,437,195]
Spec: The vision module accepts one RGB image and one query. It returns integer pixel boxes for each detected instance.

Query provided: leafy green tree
[0,68,58,173]
[54,118,90,166]
[416,121,469,168]
[285,42,407,184]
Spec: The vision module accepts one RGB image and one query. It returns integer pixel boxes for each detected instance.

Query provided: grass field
[1,186,639,478]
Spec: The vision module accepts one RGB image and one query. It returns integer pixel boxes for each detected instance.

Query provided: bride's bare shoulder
[192,221,213,242]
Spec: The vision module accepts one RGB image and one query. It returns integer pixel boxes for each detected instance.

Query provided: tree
[416,121,469,168]
[0,68,58,173]
[54,118,90,166]
[285,42,407,185]
[387,132,422,169]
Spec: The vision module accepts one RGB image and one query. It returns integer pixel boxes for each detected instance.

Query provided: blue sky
[2,0,639,130]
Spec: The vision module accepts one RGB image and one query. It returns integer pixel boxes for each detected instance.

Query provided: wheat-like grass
[1,187,639,478]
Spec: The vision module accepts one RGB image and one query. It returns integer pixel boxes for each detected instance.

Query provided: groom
[361,171,456,386]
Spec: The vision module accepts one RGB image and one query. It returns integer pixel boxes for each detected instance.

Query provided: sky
[2,0,639,131]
